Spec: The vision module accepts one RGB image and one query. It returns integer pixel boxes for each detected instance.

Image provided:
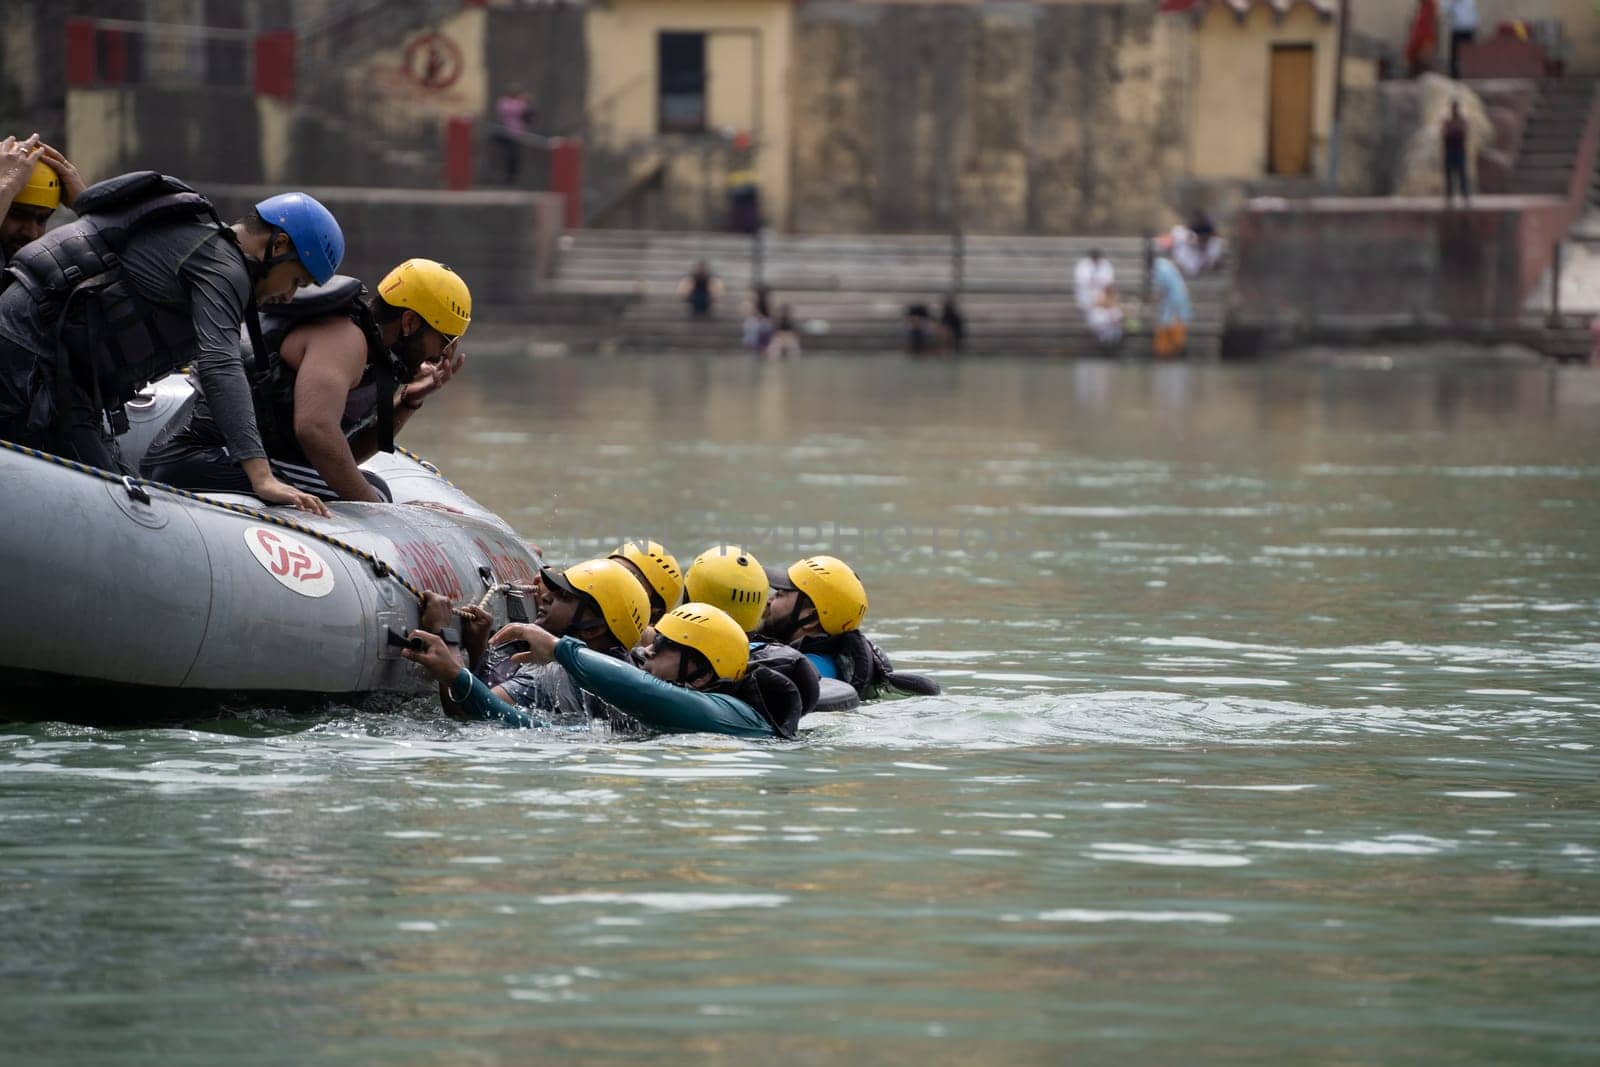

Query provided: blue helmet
[253,192,345,285]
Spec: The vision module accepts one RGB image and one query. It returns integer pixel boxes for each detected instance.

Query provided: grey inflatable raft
[0,377,539,716]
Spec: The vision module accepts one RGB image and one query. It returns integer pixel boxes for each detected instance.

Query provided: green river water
[4,355,1598,1064]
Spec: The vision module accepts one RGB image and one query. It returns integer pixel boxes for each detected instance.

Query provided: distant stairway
[535,231,1230,359]
[1509,79,1598,198]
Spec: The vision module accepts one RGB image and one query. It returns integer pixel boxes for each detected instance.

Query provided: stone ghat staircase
[526,231,1229,358]
[1509,78,1599,200]
[531,230,1228,358]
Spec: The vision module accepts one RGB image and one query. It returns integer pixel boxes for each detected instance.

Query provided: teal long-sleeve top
[446,670,542,729]
[448,637,779,739]
[555,637,777,739]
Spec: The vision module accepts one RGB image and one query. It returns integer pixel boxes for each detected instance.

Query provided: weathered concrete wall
[66,87,265,188]
[51,1,481,192]
[206,186,565,303]
[1,0,98,140]
[484,4,587,140]
[789,2,1189,235]
[340,6,488,145]
[475,3,587,190]
[65,87,439,190]
[1233,195,1570,330]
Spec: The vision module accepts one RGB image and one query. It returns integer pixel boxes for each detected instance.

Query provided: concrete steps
[537,229,1229,358]
[1509,80,1598,197]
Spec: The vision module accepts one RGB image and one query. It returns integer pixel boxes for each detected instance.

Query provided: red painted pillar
[444,116,474,191]
[100,28,129,86]
[254,31,296,100]
[550,138,583,229]
[66,19,97,86]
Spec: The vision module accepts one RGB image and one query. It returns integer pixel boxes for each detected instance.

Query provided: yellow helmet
[14,160,60,211]
[559,558,648,650]
[656,603,750,682]
[788,555,868,635]
[685,544,769,633]
[377,258,472,339]
[609,540,683,618]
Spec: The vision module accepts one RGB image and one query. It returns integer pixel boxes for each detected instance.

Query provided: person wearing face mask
[141,259,470,503]
[407,601,802,739]
[0,172,341,515]
[757,555,941,700]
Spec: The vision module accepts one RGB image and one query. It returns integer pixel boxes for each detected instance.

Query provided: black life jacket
[794,630,942,700]
[246,275,402,464]
[748,642,820,716]
[4,171,250,429]
[714,660,807,740]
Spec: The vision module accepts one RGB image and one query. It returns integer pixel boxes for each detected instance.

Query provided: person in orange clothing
[1149,239,1191,361]
[1406,0,1440,76]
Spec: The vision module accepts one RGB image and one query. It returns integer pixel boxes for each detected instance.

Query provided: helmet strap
[770,593,815,643]
[570,596,622,651]
[248,230,298,281]
[675,645,713,688]
[654,635,712,688]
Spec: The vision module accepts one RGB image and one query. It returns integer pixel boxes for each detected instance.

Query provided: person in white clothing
[1447,0,1478,79]
[1087,285,1124,349]
[1169,225,1207,278]
[1074,248,1114,313]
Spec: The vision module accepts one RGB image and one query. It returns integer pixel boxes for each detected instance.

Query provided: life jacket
[3,171,249,433]
[246,275,402,464]
[747,642,820,716]
[714,660,807,740]
[793,631,942,700]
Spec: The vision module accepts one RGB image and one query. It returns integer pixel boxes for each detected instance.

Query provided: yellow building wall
[585,0,794,226]
[1190,5,1341,181]
[64,90,136,187]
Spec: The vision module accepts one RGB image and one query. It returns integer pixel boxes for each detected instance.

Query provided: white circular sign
[244,525,337,598]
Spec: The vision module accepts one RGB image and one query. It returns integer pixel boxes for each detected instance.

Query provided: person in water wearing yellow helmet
[0,135,85,265]
[434,557,649,726]
[757,555,941,699]
[684,543,823,717]
[407,601,802,739]
[685,544,770,635]
[143,258,470,503]
[608,539,684,624]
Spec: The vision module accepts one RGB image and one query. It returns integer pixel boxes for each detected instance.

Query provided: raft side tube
[0,449,213,687]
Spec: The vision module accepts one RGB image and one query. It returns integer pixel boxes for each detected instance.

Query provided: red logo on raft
[257,529,328,583]
[243,525,337,599]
